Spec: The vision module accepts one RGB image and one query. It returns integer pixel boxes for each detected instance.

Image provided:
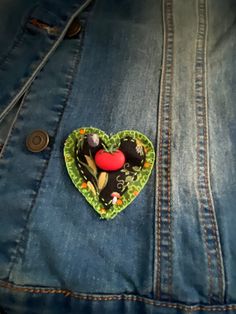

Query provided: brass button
[66,18,81,38]
[26,130,49,153]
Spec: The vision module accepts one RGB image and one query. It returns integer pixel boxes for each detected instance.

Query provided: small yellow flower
[133,191,139,196]
[79,129,86,135]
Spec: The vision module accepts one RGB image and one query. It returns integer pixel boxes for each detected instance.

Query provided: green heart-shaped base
[64,127,155,220]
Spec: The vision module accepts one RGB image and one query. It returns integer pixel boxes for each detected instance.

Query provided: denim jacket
[0,0,236,313]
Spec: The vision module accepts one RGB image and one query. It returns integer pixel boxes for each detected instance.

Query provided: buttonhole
[29,18,60,35]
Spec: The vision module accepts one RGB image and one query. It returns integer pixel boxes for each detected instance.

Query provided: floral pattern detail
[64,127,155,220]
[135,139,145,156]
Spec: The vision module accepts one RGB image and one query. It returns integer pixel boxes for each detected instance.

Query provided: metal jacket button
[66,18,81,38]
[26,130,49,153]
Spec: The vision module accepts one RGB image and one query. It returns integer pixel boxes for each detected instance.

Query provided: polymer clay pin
[64,127,155,220]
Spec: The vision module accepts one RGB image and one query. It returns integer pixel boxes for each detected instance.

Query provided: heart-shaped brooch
[64,127,155,220]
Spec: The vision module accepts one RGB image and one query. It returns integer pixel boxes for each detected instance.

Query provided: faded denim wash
[0,0,236,313]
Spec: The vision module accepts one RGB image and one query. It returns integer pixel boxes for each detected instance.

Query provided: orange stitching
[156,0,174,300]
[167,0,174,300]
[200,3,215,302]
[195,0,212,302]
[195,0,225,303]
[201,0,224,299]
[156,0,166,297]
[155,0,165,298]
[0,281,236,312]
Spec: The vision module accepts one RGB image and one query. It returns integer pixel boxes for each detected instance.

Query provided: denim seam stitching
[203,0,225,302]
[6,18,90,281]
[0,94,28,160]
[0,28,27,71]
[0,2,37,71]
[155,0,174,301]
[0,0,93,123]
[154,0,166,297]
[0,4,54,71]
[0,281,235,312]
[195,0,212,302]
[195,0,225,304]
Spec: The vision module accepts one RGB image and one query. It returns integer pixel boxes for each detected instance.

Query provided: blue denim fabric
[0,0,236,313]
